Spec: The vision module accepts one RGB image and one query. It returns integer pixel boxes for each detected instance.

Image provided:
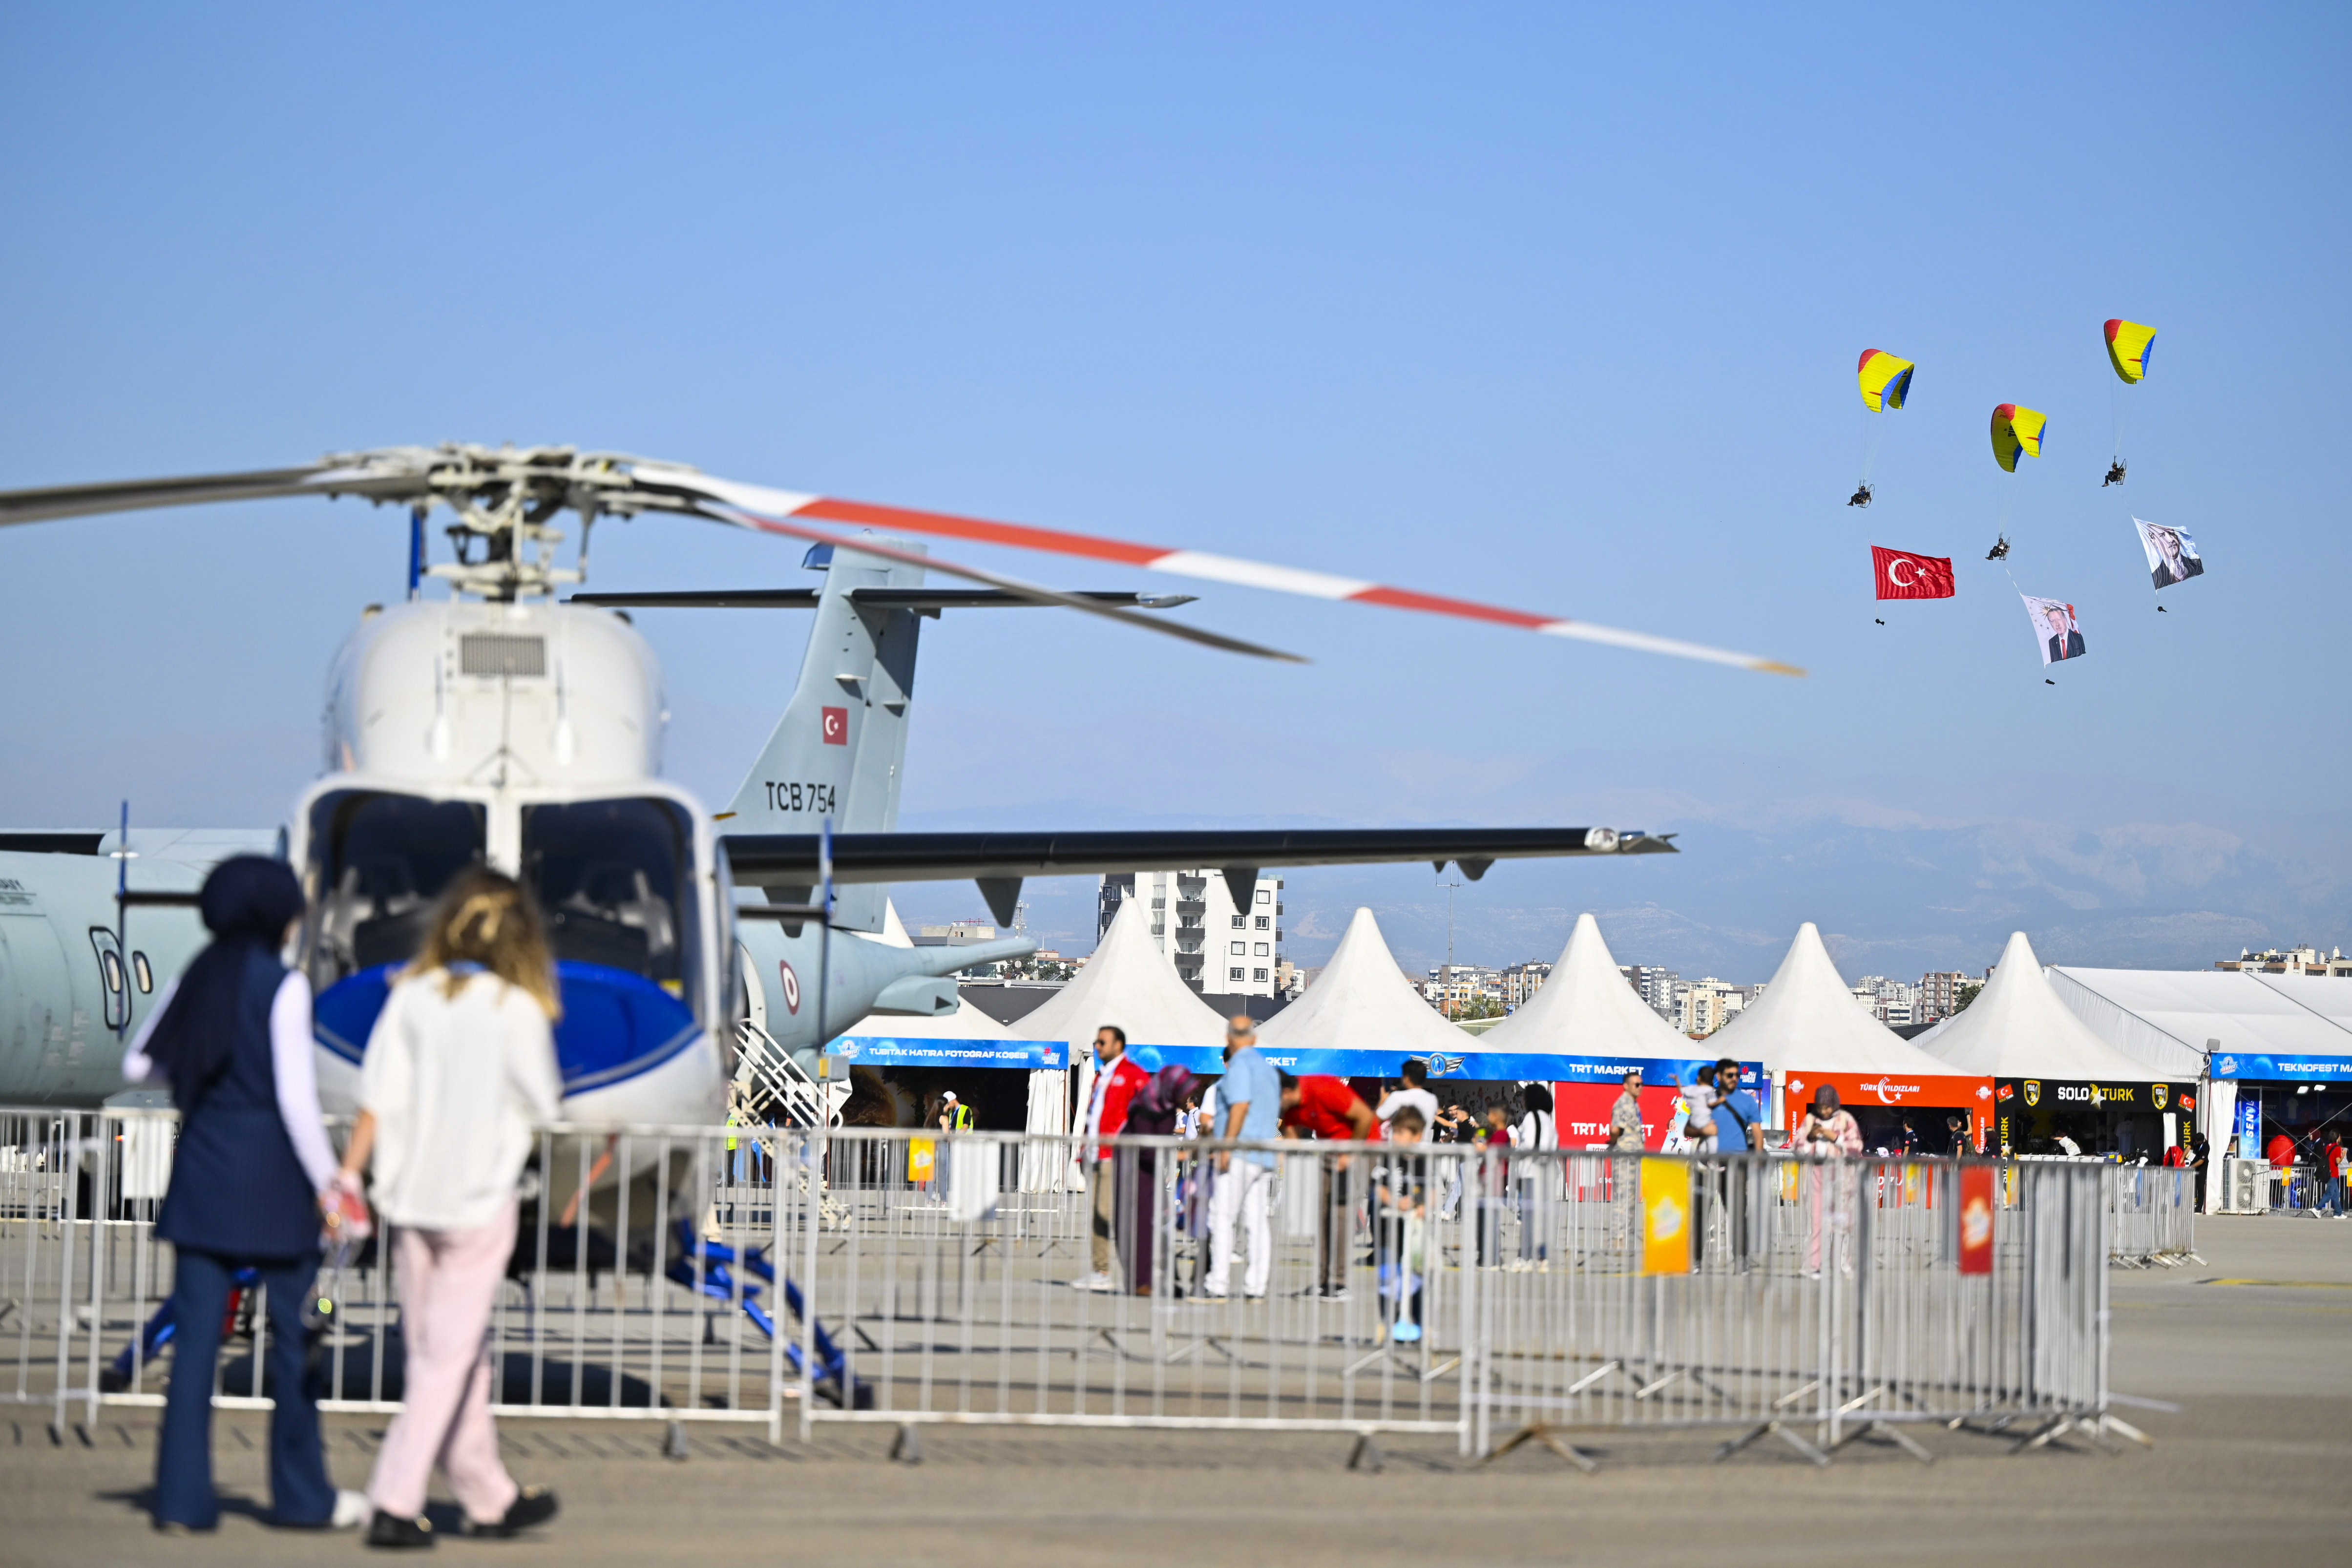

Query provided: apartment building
[1097,871,1286,997]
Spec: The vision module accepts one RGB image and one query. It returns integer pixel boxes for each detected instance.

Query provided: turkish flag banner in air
[1871,545,1956,601]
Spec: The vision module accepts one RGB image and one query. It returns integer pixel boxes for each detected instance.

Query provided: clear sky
[3,4,2345,982]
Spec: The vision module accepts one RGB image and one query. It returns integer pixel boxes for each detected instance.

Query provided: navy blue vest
[156,947,320,1260]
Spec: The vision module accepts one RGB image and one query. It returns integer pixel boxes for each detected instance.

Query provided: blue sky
[2,4,2346,981]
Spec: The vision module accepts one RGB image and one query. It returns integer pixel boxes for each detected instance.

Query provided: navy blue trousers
[154,1248,334,1529]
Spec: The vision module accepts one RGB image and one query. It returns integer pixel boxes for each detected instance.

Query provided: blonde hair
[412,868,562,1019]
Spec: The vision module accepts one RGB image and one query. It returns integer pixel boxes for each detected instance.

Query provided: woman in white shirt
[336,869,565,1547]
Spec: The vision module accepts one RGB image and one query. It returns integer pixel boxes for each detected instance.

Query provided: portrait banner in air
[2134,518,2204,591]
[1870,545,1955,601]
[2020,595,2085,667]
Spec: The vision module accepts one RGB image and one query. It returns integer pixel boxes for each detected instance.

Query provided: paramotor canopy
[2103,319,2156,384]
[1990,404,2047,472]
[1857,350,1915,412]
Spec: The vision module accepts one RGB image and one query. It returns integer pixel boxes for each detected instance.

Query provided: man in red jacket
[1075,1025,1152,1293]
[1280,1073,1378,1298]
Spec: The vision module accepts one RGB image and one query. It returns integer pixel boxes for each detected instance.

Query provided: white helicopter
[0,443,1784,1124]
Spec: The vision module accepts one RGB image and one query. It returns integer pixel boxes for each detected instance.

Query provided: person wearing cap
[1205,1016,1279,1298]
[937,1090,972,1132]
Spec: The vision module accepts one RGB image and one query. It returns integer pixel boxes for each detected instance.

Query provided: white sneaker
[331,1489,371,1530]
[1071,1272,1118,1292]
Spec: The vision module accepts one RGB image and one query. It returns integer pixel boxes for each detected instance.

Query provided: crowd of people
[1050,1018,1886,1330]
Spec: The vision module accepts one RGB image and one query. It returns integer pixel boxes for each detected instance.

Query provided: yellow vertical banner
[908,1138,936,1184]
[1640,1158,1691,1275]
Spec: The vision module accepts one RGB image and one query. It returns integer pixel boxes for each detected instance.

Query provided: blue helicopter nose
[315,961,701,1093]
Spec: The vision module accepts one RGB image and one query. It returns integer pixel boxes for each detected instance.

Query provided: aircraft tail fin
[723,538,926,932]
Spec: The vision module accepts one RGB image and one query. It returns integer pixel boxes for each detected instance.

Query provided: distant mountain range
[893,807,2345,984]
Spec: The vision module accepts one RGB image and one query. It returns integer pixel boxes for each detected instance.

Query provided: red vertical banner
[1958,1165,1995,1276]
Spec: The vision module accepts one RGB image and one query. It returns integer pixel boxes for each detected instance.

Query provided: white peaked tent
[1256,907,1470,1061]
[1912,932,2164,1084]
[1474,912,1694,1060]
[1709,922,1958,1078]
[1017,895,1227,1188]
[2043,967,2351,1081]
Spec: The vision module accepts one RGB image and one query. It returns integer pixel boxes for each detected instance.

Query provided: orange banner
[1781,1069,1995,1152]
[1640,1158,1691,1275]
[1959,1165,1995,1276]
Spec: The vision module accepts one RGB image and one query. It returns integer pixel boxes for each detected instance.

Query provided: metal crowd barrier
[781,1131,2132,1463]
[2,1110,2134,1464]
[3,1108,800,1443]
[2105,1166,2200,1268]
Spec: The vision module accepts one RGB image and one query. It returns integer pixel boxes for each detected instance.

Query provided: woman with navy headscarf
[122,856,366,1535]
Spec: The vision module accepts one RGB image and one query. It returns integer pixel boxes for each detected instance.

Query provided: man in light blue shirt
[1206,1016,1279,1298]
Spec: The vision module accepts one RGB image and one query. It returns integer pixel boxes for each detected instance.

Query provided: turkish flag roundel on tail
[1871,545,1956,601]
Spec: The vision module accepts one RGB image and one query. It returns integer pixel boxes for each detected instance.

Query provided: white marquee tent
[2041,964,2352,1209]
[2042,966,2352,1081]
[1707,922,1965,1098]
[1256,906,1468,1062]
[1912,932,2160,1084]
[2248,972,2352,1032]
[1474,911,1696,1061]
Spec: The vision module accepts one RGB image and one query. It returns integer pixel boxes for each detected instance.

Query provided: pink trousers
[367,1201,521,1522]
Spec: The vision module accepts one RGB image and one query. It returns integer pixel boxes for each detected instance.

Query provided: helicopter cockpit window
[521,798,698,1008]
[305,793,488,989]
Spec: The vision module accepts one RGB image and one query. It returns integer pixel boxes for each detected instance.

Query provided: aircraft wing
[723,825,1673,926]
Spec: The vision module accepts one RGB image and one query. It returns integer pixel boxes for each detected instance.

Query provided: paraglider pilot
[1847,482,1873,508]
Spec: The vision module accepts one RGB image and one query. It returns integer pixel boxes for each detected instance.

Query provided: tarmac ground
[2,1214,2346,1566]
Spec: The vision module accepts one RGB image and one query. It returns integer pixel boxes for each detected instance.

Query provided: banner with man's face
[2020,594,2085,667]
[2134,518,2204,590]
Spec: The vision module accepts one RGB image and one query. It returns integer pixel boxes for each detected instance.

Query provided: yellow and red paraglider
[1990,404,2047,473]
[1848,350,1915,505]
[2103,319,2156,384]
[2102,319,2155,484]
[1857,349,1914,411]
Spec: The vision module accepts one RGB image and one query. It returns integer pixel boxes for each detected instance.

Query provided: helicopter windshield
[306,791,488,989]
[522,797,700,1011]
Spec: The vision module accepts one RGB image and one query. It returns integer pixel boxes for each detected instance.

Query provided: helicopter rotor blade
[0,449,474,528]
[691,501,1305,663]
[0,463,350,526]
[0,447,1803,676]
[627,465,1805,677]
